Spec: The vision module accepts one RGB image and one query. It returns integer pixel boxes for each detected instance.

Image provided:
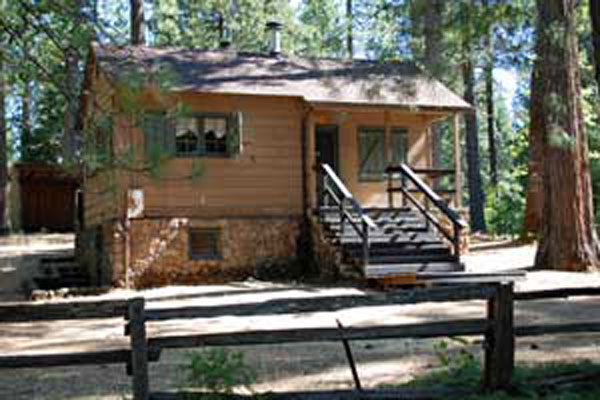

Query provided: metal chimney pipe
[266,21,282,55]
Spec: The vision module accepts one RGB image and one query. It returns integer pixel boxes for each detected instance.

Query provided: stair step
[336,233,443,245]
[345,244,451,256]
[40,256,76,264]
[368,254,458,264]
[365,262,463,278]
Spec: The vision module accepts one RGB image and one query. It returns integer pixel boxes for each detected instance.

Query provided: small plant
[182,348,256,396]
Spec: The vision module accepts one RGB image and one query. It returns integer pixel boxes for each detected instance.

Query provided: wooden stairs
[317,163,469,286]
[320,206,464,284]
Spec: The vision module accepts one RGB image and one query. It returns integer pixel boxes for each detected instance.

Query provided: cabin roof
[93,44,471,112]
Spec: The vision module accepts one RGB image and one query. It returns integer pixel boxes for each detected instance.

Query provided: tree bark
[63,0,84,164]
[346,0,353,58]
[0,49,7,233]
[483,3,497,186]
[591,0,600,90]
[130,0,144,45]
[521,30,545,239]
[21,81,32,162]
[462,1,487,232]
[423,0,445,170]
[534,0,600,272]
[63,47,79,164]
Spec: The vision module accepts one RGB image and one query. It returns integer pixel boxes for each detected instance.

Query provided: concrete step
[365,261,463,278]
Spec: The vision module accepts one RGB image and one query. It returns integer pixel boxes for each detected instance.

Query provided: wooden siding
[83,172,124,227]
[110,92,305,218]
[308,108,447,208]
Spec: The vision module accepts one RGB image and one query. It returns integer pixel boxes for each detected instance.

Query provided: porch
[305,107,469,284]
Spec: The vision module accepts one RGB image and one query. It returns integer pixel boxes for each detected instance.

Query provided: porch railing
[319,164,377,267]
[386,163,467,259]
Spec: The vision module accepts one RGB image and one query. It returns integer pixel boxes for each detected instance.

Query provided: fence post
[483,283,514,391]
[129,297,149,400]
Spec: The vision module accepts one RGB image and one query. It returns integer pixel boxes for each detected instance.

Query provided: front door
[315,124,339,204]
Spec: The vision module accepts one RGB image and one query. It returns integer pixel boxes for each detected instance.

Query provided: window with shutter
[358,127,385,181]
[144,111,243,159]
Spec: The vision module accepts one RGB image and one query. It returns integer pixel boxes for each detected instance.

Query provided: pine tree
[534,0,600,271]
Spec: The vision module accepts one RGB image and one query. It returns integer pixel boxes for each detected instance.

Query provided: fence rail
[1,283,600,400]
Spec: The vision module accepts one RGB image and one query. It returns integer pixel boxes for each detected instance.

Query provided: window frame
[357,125,410,182]
[188,227,223,261]
[175,112,231,158]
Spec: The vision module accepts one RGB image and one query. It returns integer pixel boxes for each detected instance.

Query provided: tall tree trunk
[591,0,600,89]
[534,0,600,271]
[423,0,445,169]
[0,49,7,233]
[483,11,497,186]
[130,0,144,45]
[521,35,545,239]
[462,2,487,232]
[346,0,353,58]
[63,47,79,164]
[63,0,84,164]
[21,81,32,162]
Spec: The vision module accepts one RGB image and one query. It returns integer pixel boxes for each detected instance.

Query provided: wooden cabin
[79,42,471,288]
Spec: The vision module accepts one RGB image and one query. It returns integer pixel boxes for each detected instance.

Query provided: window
[143,112,242,159]
[189,228,222,260]
[175,115,229,157]
[358,127,385,181]
[358,126,409,181]
[391,128,408,165]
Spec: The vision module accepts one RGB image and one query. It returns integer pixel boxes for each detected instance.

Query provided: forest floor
[1,234,600,399]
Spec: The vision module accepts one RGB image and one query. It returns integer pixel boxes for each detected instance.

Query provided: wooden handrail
[319,164,376,267]
[386,163,467,260]
[386,164,467,229]
[321,164,376,229]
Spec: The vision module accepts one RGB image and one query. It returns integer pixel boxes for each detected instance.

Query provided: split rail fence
[1,283,600,399]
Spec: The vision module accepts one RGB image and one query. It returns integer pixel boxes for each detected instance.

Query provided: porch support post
[306,109,317,210]
[452,113,462,209]
[384,110,391,164]
[384,110,392,206]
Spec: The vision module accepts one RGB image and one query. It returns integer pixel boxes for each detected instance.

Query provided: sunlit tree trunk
[423,0,445,170]
[130,0,144,45]
[534,0,600,271]
[522,44,544,239]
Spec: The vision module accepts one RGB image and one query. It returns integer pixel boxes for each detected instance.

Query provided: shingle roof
[94,44,471,111]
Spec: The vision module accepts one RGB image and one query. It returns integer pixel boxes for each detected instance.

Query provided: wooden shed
[11,163,80,233]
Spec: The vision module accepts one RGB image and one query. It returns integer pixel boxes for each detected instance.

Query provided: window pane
[358,128,385,180]
[176,118,199,155]
[391,128,408,165]
[203,117,228,155]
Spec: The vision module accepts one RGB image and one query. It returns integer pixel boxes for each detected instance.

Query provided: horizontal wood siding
[83,173,124,227]
[116,93,304,218]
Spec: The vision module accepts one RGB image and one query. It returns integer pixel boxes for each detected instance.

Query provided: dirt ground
[1,235,600,399]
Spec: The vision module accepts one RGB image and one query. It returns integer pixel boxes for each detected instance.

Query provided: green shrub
[181,348,256,395]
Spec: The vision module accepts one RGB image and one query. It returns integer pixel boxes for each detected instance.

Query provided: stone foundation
[121,217,301,288]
